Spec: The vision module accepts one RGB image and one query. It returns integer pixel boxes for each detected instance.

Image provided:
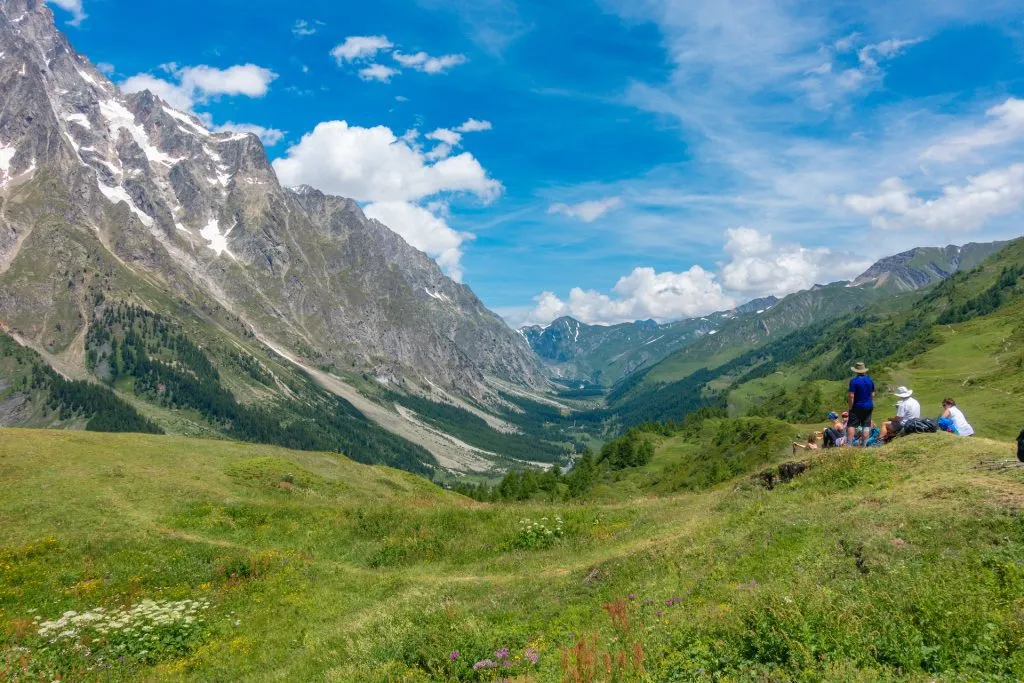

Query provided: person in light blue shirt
[846,362,875,446]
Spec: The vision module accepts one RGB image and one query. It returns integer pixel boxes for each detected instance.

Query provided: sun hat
[893,386,913,398]
[850,362,869,374]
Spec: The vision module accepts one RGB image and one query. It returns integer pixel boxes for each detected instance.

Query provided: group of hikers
[793,361,976,452]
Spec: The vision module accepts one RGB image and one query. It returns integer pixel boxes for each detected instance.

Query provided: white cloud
[548,197,624,223]
[427,128,462,146]
[800,35,920,108]
[47,0,86,26]
[922,98,1024,163]
[525,266,735,326]
[120,73,195,111]
[721,227,870,296]
[364,201,470,281]
[359,64,399,83]
[521,228,871,325]
[392,51,467,74]
[844,164,1024,231]
[213,122,286,146]
[120,63,280,149]
[456,118,493,133]
[120,63,277,111]
[292,20,318,37]
[273,121,501,203]
[96,62,115,76]
[331,36,393,63]
[272,120,502,278]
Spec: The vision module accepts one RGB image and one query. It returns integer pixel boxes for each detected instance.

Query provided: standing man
[847,362,875,446]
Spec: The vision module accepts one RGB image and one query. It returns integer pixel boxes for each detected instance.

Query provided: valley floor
[2,428,1023,680]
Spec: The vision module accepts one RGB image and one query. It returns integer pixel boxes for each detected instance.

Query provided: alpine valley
[3,1,1024,681]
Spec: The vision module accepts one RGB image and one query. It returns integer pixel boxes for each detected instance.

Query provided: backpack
[936,417,959,435]
[1017,428,1024,463]
[899,418,938,435]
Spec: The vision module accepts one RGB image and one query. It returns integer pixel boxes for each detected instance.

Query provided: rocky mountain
[852,242,1008,291]
[0,0,544,406]
[520,296,781,387]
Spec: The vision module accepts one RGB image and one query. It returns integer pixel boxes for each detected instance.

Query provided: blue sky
[49,0,1024,326]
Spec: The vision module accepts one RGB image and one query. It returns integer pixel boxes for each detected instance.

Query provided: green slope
[2,426,1023,680]
[604,236,1024,433]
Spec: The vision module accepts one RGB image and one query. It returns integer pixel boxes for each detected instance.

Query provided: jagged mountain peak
[0,3,546,408]
[853,241,1009,291]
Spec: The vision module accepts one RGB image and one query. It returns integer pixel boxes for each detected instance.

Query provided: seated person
[940,398,974,437]
[881,386,921,441]
[823,412,847,448]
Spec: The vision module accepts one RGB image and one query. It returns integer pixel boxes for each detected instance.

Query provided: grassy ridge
[2,428,1023,680]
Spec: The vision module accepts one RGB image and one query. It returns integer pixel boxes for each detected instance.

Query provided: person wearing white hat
[881,386,921,441]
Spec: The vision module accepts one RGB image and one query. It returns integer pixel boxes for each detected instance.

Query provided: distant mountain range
[520,242,1008,387]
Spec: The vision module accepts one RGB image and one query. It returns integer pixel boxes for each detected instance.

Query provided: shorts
[848,407,873,430]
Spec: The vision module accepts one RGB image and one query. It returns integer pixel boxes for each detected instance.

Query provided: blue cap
[827,411,838,420]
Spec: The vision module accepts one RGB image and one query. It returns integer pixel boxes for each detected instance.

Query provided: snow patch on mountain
[99,99,181,166]
[200,219,235,258]
[97,181,154,227]
[65,113,91,129]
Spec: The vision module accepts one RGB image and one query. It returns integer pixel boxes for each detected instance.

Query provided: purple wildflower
[502,659,511,668]
[473,659,497,671]
[494,647,510,659]
[525,647,540,665]
[656,609,664,617]
[449,650,460,661]
[665,599,673,606]
[628,593,636,600]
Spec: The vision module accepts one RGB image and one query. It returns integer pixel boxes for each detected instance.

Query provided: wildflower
[473,659,497,671]
[525,647,540,664]
[628,593,636,600]
[449,650,460,661]
[495,647,510,659]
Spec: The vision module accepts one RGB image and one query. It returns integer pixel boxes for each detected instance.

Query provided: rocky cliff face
[0,0,544,400]
[853,242,1009,292]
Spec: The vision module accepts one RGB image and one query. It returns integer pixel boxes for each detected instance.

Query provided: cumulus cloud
[921,98,1024,163]
[47,0,86,26]
[456,118,492,133]
[273,121,501,279]
[273,121,501,203]
[526,266,735,326]
[843,164,1024,231]
[521,228,871,326]
[331,36,393,63]
[548,197,624,223]
[120,63,277,111]
[364,201,470,281]
[213,122,286,146]
[721,227,870,296]
[359,64,399,83]
[392,50,467,74]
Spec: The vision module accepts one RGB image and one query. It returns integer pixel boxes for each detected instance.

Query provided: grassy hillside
[601,237,1024,434]
[2,428,1024,680]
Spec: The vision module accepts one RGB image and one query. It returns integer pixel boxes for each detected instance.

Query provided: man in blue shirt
[847,362,875,446]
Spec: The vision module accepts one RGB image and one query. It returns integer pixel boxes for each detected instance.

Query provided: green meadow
[2,427,1023,681]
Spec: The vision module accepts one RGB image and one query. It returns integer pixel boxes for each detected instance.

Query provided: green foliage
[936,265,1023,324]
[85,303,434,473]
[510,516,564,550]
[598,429,655,470]
[0,333,162,434]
